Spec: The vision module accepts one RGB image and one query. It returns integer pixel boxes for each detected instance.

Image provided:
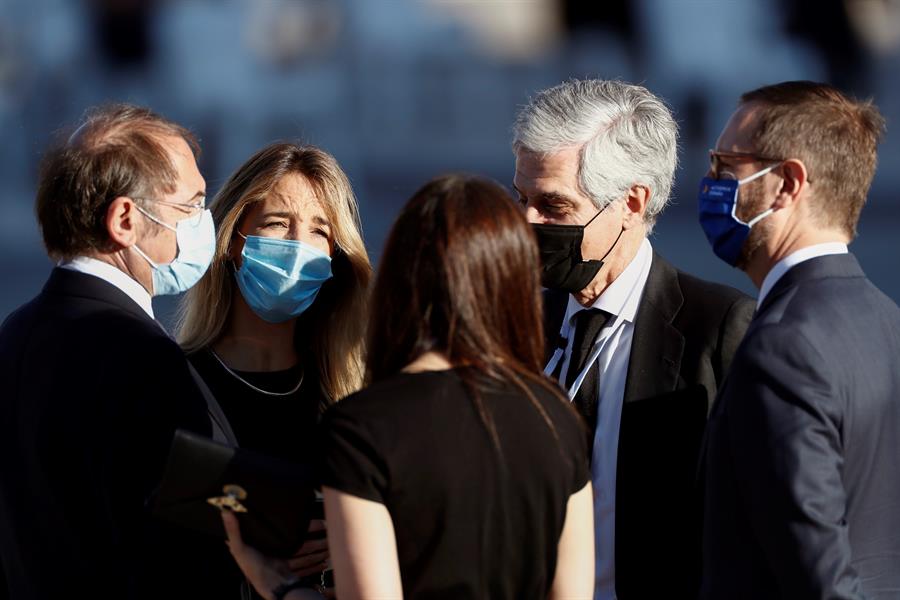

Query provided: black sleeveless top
[188,348,324,465]
[187,348,327,599]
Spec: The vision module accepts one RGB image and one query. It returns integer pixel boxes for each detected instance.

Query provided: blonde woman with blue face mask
[176,143,371,599]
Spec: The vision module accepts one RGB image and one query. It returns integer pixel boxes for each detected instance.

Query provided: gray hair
[512,79,678,231]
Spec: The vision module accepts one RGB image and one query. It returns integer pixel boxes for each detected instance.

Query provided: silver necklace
[209,349,304,397]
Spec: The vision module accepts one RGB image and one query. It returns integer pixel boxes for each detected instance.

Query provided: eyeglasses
[136,196,206,214]
[708,149,782,179]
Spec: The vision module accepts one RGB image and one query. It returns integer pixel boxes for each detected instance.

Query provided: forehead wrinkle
[263,186,328,222]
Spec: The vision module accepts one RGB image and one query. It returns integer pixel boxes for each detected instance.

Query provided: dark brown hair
[740,81,885,237]
[367,173,567,448]
[35,103,198,259]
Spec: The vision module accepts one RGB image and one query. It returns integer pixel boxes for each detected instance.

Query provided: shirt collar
[59,256,155,318]
[757,242,849,308]
[564,238,654,325]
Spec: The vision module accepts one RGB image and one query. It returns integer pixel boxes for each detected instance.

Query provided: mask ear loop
[583,193,619,228]
[738,163,779,186]
[584,208,604,228]
[134,204,176,232]
[230,230,249,274]
[746,208,775,227]
[130,244,158,269]
[585,198,625,263]
[129,205,168,269]
[598,227,625,263]
[734,162,781,226]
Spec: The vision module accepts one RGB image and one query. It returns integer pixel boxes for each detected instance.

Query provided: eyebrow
[541,192,573,204]
[190,191,206,201]
[512,184,573,204]
[259,211,332,228]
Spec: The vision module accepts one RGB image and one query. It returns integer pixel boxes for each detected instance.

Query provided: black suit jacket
[0,268,217,599]
[701,253,900,600]
[543,251,754,599]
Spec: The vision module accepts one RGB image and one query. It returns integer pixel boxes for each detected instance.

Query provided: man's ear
[622,184,650,230]
[106,197,139,248]
[773,159,809,209]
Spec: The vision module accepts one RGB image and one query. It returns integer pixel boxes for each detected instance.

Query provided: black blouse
[321,368,590,600]
[188,348,324,465]
[187,348,326,599]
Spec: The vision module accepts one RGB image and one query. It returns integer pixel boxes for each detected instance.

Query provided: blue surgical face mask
[131,207,216,296]
[697,164,779,266]
[234,233,333,323]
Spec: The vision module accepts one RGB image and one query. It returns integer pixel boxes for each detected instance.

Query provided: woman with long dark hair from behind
[224,174,594,599]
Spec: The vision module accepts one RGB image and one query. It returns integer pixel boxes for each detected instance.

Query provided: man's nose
[524,205,546,224]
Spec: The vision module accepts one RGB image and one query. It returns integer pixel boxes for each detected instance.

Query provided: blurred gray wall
[1,0,898,328]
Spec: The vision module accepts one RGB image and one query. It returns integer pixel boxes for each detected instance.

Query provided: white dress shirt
[59,256,155,318]
[551,238,653,600]
[757,242,849,309]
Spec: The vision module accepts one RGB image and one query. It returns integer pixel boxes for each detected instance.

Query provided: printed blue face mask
[131,207,216,296]
[234,234,333,323]
[697,164,779,266]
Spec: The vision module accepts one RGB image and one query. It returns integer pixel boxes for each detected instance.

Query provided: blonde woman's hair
[176,143,371,403]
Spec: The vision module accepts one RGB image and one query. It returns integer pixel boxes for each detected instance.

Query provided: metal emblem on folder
[207,484,248,512]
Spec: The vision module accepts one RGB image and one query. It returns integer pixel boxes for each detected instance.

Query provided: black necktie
[565,308,611,439]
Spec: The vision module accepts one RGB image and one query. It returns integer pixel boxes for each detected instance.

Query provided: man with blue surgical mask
[699,81,900,599]
[129,195,216,297]
[0,104,230,599]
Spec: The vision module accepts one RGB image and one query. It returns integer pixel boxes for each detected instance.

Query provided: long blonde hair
[176,143,371,402]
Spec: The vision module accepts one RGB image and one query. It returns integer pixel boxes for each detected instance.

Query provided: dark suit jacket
[543,251,754,599]
[0,268,216,599]
[701,253,900,600]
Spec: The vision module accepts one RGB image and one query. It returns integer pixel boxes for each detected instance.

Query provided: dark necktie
[565,308,612,440]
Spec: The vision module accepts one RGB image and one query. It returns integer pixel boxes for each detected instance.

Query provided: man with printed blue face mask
[699,81,900,599]
[0,104,230,599]
[512,79,755,600]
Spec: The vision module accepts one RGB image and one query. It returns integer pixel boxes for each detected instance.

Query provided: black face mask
[532,209,624,294]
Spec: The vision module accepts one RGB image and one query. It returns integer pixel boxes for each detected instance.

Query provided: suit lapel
[186,360,239,446]
[623,253,685,403]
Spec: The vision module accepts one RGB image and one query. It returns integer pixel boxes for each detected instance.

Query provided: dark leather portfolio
[152,429,316,557]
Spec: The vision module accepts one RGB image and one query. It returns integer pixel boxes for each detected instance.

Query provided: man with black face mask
[512,79,755,600]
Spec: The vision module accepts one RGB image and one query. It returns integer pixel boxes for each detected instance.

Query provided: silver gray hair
[512,79,678,231]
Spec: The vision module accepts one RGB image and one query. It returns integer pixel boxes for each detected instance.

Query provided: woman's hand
[288,519,330,578]
[222,510,327,600]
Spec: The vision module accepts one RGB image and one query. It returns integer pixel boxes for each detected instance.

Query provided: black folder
[152,429,316,557]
